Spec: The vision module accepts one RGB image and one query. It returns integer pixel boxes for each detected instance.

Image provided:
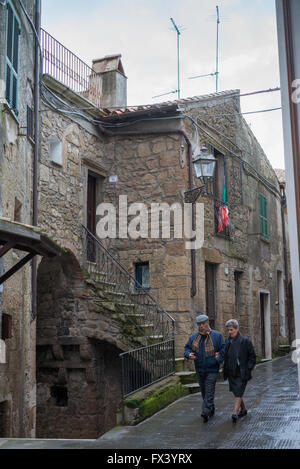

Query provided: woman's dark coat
[223,332,256,382]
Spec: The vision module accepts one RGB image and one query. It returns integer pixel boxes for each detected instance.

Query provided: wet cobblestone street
[1,354,300,449]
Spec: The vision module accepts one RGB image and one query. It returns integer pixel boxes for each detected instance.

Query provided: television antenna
[153,18,185,101]
[188,5,221,92]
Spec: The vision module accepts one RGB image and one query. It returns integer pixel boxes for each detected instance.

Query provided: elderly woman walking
[223,319,256,422]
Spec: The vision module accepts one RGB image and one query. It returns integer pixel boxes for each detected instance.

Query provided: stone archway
[36,251,124,439]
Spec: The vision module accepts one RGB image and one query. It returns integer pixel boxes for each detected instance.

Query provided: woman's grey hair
[225,319,239,329]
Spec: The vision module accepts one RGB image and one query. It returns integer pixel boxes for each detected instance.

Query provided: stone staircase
[85,261,164,348]
[174,357,201,394]
[174,357,224,392]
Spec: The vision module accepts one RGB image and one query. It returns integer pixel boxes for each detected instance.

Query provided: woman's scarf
[192,331,215,357]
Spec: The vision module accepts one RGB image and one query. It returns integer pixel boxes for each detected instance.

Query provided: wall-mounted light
[193,145,216,181]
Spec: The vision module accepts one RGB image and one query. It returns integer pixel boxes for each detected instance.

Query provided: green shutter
[5,2,20,112]
[258,193,268,240]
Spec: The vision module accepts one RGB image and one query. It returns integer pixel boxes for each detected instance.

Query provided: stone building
[0,8,292,438]
[0,0,60,438]
[35,28,292,438]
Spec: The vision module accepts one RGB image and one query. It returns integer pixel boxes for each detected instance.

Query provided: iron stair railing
[81,225,175,421]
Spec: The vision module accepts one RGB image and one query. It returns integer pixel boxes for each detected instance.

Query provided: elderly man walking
[184,314,226,422]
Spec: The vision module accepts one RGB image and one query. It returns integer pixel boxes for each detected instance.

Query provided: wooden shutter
[259,193,268,240]
[5,2,20,111]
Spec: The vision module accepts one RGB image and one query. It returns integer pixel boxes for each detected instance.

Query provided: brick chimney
[92,54,127,108]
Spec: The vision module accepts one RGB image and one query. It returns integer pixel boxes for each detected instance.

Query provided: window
[214,148,230,237]
[50,386,68,407]
[27,105,34,140]
[5,2,20,113]
[135,262,150,291]
[14,198,22,222]
[258,193,268,240]
[1,314,12,341]
[49,136,62,165]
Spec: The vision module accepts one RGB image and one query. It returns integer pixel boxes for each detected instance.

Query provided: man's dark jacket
[184,330,226,373]
[223,332,256,382]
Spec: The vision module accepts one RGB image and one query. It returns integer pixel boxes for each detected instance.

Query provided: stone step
[88,269,109,282]
[102,290,127,302]
[112,312,145,321]
[182,383,201,394]
[137,335,165,346]
[123,323,155,336]
[175,358,185,372]
[94,280,117,292]
[93,299,116,312]
[175,371,197,385]
[115,303,136,314]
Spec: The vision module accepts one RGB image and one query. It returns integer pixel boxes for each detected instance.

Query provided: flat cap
[196,314,209,324]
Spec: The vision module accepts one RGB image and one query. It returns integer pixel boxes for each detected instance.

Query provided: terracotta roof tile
[101,89,240,118]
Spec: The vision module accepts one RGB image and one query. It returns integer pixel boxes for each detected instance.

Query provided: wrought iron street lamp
[192,145,216,181]
[184,145,216,203]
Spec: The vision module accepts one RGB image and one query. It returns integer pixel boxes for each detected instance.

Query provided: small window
[27,106,34,141]
[50,386,68,407]
[14,198,22,222]
[49,136,62,166]
[1,314,12,341]
[135,262,150,291]
[5,2,20,113]
[258,193,268,240]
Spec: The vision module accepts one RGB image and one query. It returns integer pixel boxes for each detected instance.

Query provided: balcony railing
[41,28,101,107]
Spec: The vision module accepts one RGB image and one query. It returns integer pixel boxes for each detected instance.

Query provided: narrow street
[1,354,300,449]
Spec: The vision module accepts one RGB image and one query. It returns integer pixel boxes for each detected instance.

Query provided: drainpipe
[280,187,291,343]
[31,0,41,319]
[100,128,196,297]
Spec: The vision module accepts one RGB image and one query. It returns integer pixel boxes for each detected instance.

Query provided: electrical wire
[194,107,282,118]
[184,115,281,198]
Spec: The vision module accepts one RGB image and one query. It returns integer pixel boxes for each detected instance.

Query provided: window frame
[5,1,21,114]
[134,262,150,292]
[258,192,269,241]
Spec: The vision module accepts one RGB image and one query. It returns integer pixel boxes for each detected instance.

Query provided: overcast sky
[41,0,284,169]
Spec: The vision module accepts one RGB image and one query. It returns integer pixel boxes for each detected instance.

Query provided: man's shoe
[209,407,215,417]
[238,409,247,418]
[201,413,209,423]
[231,414,238,423]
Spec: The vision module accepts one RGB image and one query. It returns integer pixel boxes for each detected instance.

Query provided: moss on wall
[122,378,188,424]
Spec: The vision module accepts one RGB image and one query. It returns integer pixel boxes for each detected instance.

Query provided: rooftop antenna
[170,17,181,100]
[188,5,221,93]
[152,18,185,101]
[216,5,220,92]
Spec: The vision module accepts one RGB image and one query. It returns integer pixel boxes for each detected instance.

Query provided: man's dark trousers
[196,371,218,417]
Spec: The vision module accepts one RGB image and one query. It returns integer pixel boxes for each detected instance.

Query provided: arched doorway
[36,252,123,439]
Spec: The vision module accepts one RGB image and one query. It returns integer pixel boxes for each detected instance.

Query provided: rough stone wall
[40,110,194,354]
[39,110,107,257]
[0,0,37,438]
[98,134,194,354]
[36,252,125,439]
[182,95,289,356]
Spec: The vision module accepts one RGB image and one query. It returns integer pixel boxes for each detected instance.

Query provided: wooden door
[87,174,97,261]
[87,174,97,234]
[205,263,216,329]
[260,293,266,359]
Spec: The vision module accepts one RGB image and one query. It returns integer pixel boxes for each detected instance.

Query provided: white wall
[276,0,300,396]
